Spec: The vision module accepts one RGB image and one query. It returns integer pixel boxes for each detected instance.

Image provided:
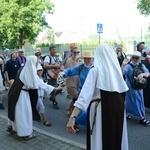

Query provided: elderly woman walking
[122,51,150,125]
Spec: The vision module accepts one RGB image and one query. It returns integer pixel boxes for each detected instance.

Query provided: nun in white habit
[67,44,129,150]
[9,56,59,139]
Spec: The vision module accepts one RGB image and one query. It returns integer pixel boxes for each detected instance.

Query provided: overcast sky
[45,0,150,42]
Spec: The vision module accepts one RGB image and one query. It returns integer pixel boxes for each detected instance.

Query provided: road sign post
[98,33,100,44]
[97,23,103,44]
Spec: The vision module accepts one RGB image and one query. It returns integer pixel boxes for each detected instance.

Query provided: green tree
[0,0,54,49]
[137,0,150,16]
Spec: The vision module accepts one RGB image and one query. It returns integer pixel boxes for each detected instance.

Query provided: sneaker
[0,103,5,109]
[139,118,149,125]
[53,101,59,109]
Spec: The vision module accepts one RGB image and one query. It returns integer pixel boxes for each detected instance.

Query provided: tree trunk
[18,29,23,48]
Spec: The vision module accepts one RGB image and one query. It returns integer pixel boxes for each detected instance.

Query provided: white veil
[94,44,128,93]
[19,55,38,89]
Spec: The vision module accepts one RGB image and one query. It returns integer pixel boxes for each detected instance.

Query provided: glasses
[36,54,41,56]
[73,52,80,54]
[132,57,139,60]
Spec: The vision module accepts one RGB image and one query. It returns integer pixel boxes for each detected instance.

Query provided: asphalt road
[1,89,150,150]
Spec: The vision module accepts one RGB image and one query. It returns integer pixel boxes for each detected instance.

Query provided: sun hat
[37,64,43,71]
[127,51,145,60]
[82,51,94,58]
[4,49,10,53]
[18,49,24,52]
[35,50,42,55]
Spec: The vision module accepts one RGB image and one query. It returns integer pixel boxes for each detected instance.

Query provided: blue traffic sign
[97,23,103,33]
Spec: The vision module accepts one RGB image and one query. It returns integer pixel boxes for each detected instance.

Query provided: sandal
[24,134,36,140]
[74,123,80,133]
[6,126,12,132]
[139,118,149,125]
[43,121,52,126]
[6,126,16,134]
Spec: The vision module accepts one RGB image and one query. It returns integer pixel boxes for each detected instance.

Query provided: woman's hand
[137,74,143,80]
[66,117,76,134]
[137,73,149,80]
[122,58,130,66]
[142,72,150,78]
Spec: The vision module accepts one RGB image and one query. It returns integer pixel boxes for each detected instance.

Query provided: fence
[1,41,150,57]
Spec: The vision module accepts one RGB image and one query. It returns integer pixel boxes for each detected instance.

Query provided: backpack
[42,55,51,81]
[129,63,147,89]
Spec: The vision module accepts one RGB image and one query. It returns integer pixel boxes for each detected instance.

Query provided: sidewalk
[0,114,85,150]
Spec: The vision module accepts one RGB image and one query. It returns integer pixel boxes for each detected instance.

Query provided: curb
[0,113,86,149]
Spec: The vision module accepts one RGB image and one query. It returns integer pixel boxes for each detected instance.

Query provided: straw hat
[127,51,145,60]
[35,50,42,55]
[81,51,94,58]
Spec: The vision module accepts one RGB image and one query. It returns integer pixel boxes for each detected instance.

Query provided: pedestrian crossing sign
[97,23,103,33]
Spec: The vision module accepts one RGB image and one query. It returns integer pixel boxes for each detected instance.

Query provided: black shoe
[0,103,5,109]
[67,95,71,99]
[53,101,59,109]
[139,118,149,125]
[126,114,131,119]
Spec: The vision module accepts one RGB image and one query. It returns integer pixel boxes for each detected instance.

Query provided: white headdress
[19,55,38,89]
[94,44,128,93]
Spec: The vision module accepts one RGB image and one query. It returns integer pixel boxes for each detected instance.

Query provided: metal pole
[141,28,142,41]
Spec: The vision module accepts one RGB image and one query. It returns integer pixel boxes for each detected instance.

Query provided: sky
[44,0,150,44]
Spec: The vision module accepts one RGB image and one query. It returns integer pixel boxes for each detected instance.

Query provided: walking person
[64,47,80,116]
[16,49,26,68]
[36,64,62,126]
[43,45,62,109]
[137,42,146,57]
[5,52,20,88]
[7,56,60,140]
[115,44,127,66]
[3,49,10,63]
[67,44,129,150]
[64,51,94,131]
[122,51,150,125]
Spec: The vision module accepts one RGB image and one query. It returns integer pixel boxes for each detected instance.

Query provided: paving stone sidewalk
[0,116,85,150]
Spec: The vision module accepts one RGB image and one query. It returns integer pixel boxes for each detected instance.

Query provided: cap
[18,49,24,52]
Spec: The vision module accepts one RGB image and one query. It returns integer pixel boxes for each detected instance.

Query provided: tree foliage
[0,0,54,49]
[137,0,150,16]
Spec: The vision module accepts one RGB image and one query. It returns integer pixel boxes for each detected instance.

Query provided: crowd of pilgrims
[0,42,149,149]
